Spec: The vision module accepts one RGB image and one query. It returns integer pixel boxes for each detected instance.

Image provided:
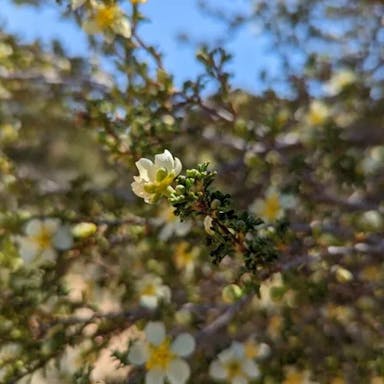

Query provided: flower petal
[53,226,73,250]
[140,295,158,309]
[233,376,248,384]
[131,181,146,198]
[166,358,190,384]
[209,361,226,379]
[218,342,244,363]
[145,322,165,346]
[113,18,131,38]
[128,342,148,365]
[136,158,154,181]
[242,359,260,378]
[174,157,182,176]
[41,247,57,262]
[25,219,43,236]
[154,150,174,173]
[257,343,271,359]
[42,219,60,234]
[171,334,195,357]
[18,238,38,263]
[158,286,171,302]
[82,19,100,35]
[145,369,165,384]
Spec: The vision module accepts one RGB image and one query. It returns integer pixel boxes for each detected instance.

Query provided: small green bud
[211,199,221,209]
[186,169,199,178]
[185,178,194,188]
[332,265,353,283]
[175,185,185,195]
[72,222,97,238]
[222,284,243,303]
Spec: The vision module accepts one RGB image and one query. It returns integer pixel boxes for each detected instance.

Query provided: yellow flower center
[244,340,259,359]
[160,205,176,223]
[146,339,174,370]
[143,172,175,197]
[330,378,345,384]
[226,360,243,380]
[284,371,305,384]
[95,5,119,29]
[174,242,194,269]
[141,283,156,296]
[307,103,328,126]
[262,193,281,221]
[360,265,381,282]
[32,226,53,250]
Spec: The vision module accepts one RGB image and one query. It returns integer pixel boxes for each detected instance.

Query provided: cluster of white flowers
[128,321,195,384]
[17,218,73,264]
[131,149,182,204]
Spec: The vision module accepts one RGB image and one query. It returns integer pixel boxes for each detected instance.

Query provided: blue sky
[0,0,280,92]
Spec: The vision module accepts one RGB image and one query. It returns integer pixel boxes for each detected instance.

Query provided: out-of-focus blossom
[132,150,182,204]
[360,265,382,282]
[128,321,195,384]
[267,314,283,339]
[136,274,171,309]
[325,69,356,95]
[82,2,131,38]
[209,342,260,383]
[283,367,318,384]
[243,338,271,360]
[251,188,295,222]
[253,272,291,309]
[154,205,191,241]
[173,241,199,278]
[17,219,73,264]
[305,100,330,126]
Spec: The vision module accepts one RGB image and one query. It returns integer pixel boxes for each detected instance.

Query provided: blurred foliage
[0,0,384,383]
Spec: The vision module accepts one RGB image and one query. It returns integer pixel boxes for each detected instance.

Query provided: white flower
[325,69,356,96]
[305,100,330,126]
[128,321,195,384]
[131,150,182,204]
[82,2,131,38]
[173,242,199,279]
[136,274,171,309]
[251,188,295,223]
[209,342,260,384]
[242,338,271,360]
[283,367,318,384]
[17,219,73,264]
